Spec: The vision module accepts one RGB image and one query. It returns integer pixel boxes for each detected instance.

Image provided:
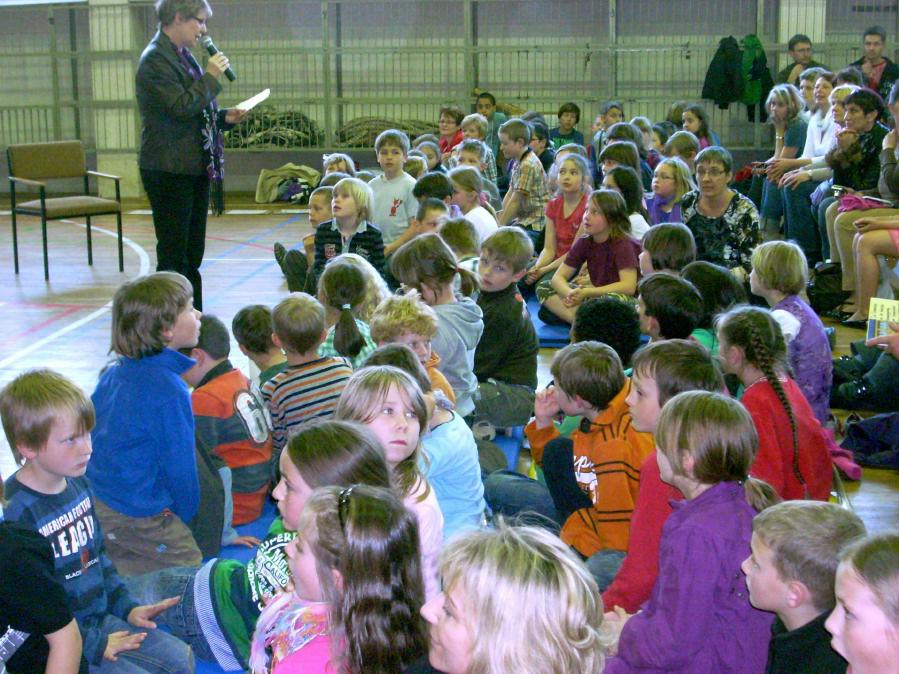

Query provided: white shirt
[463,205,499,243]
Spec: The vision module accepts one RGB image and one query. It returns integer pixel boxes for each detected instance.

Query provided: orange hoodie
[426,351,456,406]
[525,380,654,556]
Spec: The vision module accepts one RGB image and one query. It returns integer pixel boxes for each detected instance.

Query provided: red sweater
[742,377,833,501]
[602,453,683,613]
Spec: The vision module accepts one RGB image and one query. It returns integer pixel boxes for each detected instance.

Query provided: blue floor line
[199,214,300,271]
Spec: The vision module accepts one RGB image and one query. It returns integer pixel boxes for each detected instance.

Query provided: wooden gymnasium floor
[0,196,896,534]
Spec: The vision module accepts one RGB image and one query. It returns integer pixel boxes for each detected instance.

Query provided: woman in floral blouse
[680,146,761,279]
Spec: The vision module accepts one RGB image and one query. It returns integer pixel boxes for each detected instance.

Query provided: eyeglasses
[337,485,356,531]
[696,167,727,178]
[654,174,676,181]
[190,15,207,26]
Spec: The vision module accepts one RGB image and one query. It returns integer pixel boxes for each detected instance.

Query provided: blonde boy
[369,293,456,405]
[261,293,353,454]
[370,129,418,255]
[497,118,549,235]
[743,501,866,674]
[451,113,498,184]
[473,226,538,428]
[1,369,193,670]
[456,139,503,209]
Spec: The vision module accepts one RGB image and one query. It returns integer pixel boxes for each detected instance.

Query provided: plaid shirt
[509,148,549,231]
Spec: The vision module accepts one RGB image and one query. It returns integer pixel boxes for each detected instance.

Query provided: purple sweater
[604,482,773,673]
[775,295,832,425]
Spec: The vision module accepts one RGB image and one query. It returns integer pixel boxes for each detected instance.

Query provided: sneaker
[830,379,874,411]
[273,241,287,272]
[283,249,308,293]
[832,355,865,384]
[472,420,496,442]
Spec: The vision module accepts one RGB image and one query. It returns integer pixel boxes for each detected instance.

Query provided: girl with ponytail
[716,305,833,501]
[317,255,385,369]
[603,391,778,674]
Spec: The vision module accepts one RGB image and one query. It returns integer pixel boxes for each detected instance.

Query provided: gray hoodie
[432,295,484,417]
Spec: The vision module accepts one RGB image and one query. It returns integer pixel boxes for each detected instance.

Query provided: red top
[439,129,464,155]
[742,377,833,501]
[602,452,683,613]
[545,193,588,258]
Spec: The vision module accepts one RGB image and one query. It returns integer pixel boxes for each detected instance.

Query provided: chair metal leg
[116,212,124,272]
[86,216,93,266]
[10,210,19,275]
[41,214,49,280]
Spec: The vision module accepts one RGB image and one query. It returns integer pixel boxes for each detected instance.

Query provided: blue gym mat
[526,295,570,348]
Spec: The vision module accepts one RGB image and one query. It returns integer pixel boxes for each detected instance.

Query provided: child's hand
[524,266,543,284]
[837,128,859,150]
[564,287,585,307]
[534,386,561,427]
[104,630,147,661]
[601,606,634,656]
[231,535,262,548]
[127,596,180,629]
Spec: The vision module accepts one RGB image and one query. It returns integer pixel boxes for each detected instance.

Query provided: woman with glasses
[136,0,247,310]
[680,146,761,279]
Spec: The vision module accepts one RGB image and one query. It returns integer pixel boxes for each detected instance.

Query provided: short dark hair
[642,222,696,273]
[788,34,812,51]
[863,25,886,42]
[600,100,624,116]
[439,105,465,126]
[529,121,549,142]
[111,271,193,358]
[835,66,865,86]
[605,165,645,218]
[571,297,642,367]
[557,102,581,123]
[155,0,211,26]
[631,339,724,405]
[638,272,704,340]
[844,87,885,118]
[681,261,747,329]
[417,197,450,222]
[499,118,531,144]
[413,172,454,201]
[196,314,230,360]
[232,304,275,354]
[551,341,625,410]
[476,92,496,106]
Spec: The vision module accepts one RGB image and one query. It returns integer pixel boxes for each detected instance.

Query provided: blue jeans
[91,613,194,674]
[781,180,821,263]
[124,567,218,665]
[586,549,627,591]
[483,471,561,532]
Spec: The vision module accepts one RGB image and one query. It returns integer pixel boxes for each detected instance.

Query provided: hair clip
[337,484,357,531]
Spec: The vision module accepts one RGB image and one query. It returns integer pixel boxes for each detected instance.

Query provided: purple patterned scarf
[178,47,225,214]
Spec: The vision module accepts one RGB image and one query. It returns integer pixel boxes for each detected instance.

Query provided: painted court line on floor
[0,221,150,369]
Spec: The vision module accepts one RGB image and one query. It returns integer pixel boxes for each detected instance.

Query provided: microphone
[201,36,235,82]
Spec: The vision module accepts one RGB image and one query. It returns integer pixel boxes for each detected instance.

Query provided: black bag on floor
[807,266,849,314]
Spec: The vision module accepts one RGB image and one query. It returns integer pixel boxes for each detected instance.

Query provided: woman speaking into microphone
[136,0,247,310]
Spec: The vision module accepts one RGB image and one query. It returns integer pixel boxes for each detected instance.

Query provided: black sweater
[765,612,847,674]
[474,284,538,389]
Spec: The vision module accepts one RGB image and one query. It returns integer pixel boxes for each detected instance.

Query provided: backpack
[807,265,850,314]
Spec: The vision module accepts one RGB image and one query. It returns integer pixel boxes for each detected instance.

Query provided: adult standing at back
[851,25,899,102]
[136,0,247,310]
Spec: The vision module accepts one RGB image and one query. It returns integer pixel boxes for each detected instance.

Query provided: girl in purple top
[646,156,696,225]
[750,241,832,424]
[539,189,640,324]
[603,391,777,673]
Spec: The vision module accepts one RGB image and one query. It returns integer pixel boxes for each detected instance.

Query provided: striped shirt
[261,356,353,451]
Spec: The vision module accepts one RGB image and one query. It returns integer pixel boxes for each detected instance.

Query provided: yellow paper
[866,297,899,339]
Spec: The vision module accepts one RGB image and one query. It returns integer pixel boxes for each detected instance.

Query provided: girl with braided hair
[716,305,833,501]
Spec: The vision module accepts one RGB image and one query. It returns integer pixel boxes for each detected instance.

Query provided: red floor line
[205,235,274,251]
[0,305,85,348]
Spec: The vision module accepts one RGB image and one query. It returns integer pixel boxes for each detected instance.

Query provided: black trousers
[141,168,209,310]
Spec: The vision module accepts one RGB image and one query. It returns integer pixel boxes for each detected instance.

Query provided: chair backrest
[7,140,86,181]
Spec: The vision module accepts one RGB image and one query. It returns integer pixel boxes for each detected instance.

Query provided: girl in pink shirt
[250,485,426,673]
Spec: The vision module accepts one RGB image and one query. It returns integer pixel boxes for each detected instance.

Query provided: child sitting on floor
[638,222,696,276]
[603,392,778,673]
[636,272,704,342]
[825,532,899,674]
[750,240,832,425]
[249,485,426,673]
[743,500,866,674]
[438,216,481,276]
[603,339,725,609]
[390,233,484,416]
[540,189,640,324]
[232,304,287,385]
[717,305,834,501]
[87,271,203,575]
[262,293,353,456]
[273,185,333,293]
[316,255,379,369]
